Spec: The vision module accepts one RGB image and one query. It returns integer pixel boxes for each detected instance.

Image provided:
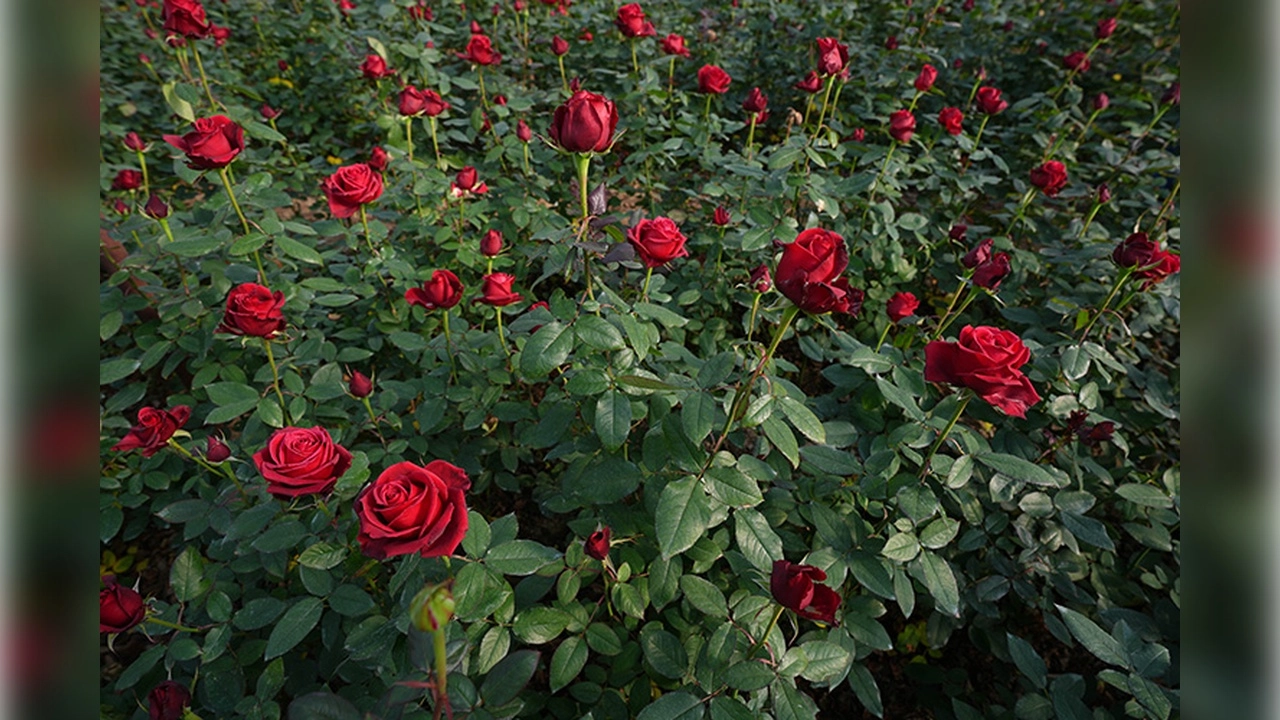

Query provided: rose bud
[260,103,282,121]
[962,0,973,9]
[885,35,899,50]
[348,370,373,398]
[360,54,394,80]
[851,128,866,142]
[961,237,993,269]
[410,583,456,632]
[628,217,690,268]
[775,228,862,315]
[975,86,1009,115]
[139,53,152,65]
[661,33,692,57]
[1080,421,1115,446]
[972,251,1012,291]
[1093,92,1110,111]
[147,680,192,720]
[924,325,1041,417]
[494,94,507,106]
[914,63,938,93]
[1096,17,1118,39]
[550,90,619,153]
[112,406,192,457]
[516,119,532,143]
[459,34,501,65]
[1002,20,1013,31]
[278,59,290,72]
[481,228,504,256]
[1097,184,1111,204]
[579,28,593,42]
[816,37,849,76]
[615,3,655,38]
[453,166,486,194]
[771,560,841,624]
[713,206,730,226]
[253,426,352,498]
[211,24,230,47]
[551,34,569,56]
[162,0,211,38]
[145,28,158,40]
[124,132,147,152]
[1063,51,1091,73]
[887,291,919,323]
[939,106,964,135]
[406,269,465,310]
[322,163,384,219]
[750,264,772,293]
[742,87,768,114]
[697,64,732,94]
[569,76,581,92]
[1029,160,1068,197]
[143,194,170,219]
[794,70,823,94]
[113,199,129,215]
[354,460,471,559]
[112,169,143,191]
[205,435,231,462]
[513,0,526,10]
[1161,82,1180,106]
[470,20,483,33]
[163,114,244,170]
[475,273,523,307]
[217,282,286,338]
[491,3,500,16]
[408,2,432,19]
[369,146,389,172]
[336,0,355,14]
[952,57,963,69]
[584,527,611,561]
[100,578,147,633]
[399,85,430,116]
[889,110,916,143]
[1112,233,1180,288]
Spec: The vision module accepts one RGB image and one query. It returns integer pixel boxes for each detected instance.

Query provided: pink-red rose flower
[218,282,286,337]
[750,264,772,293]
[361,54,394,79]
[162,0,211,38]
[771,560,841,623]
[615,3,655,37]
[939,106,964,135]
[924,325,1042,417]
[1064,51,1091,73]
[354,460,471,559]
[697,65,732,94]
[713,206,730,226]
[975,86,1008,115]
[551,34,569,55]
[889,110,916,143]
[112,169,143,191]
[660,33,691,57]
[100,578,147,633]
[914,63,938,92]
[163,115,244,170]
[253,426,352,498]
[475,273,523,306]
[406,269,465,310]
[1096,17,1117,39]
[627,217,689,268]
[112,406,191,457]
[794,71,823,94]
[459,34,501,65]
[322,163,384,219]
[369,146,389,172]
[742,87,768,113]
[887,292,919,323]
[775,228,862,315]
[1112,233,1181,289]
[550,90,618,153]
[205,435,231,462]
[815,37,848,76]
[348,370,373,398]
[1029,160,1068,197]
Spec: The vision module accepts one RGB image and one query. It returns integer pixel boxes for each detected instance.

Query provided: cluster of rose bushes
[101,0,1179,718]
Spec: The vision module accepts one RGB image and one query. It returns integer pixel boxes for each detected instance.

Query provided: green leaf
[919,518,960,549]
[1055,605,1129,668]
[845,347,893,374]
[976,452,1061,487]
[705,466,763,507]
[640,625,688,679]
[287,692,363,720]
[234,597,286,630]
[847,663,884,718]
[264,597,324,660]
[633,302,689,328]
[778,396,826,444]
[485,540,562,576]
[170,546,210,602]
[875,377,924,420]
[1115,483,1173,508]
[595,390,632,452]
[100,357,140,385]
[388,331,428,352]
[575,315,625,350]
[549,635,588,693]
[847,552,895,600]
[162,81,195,123]
[723,661,775,691]
[893,568,915,619]
[1060,345,1091,380]
[799,641,851,682]
[881,532,920,562]
[207,382,260,406]
[761,415,800,467]
[480,650,540,706]
[298,542,348,570]
[1007,633,1048,689]
[115,644,166,690]
[520,321,574,379]
[845,612,893,651]
[655,476,710,559]
[251,519,307,553]
[167,236,225,257]
[678,575,728,618]
[513,606,570,644]
[617,374,682,391]
[733,508,783,573]
[586,623,623,656]
[772,678,819,720]
[1127,673,1173,720]
[681,392,716,445]
[637,692,703,720]
[1060,512,1116,551]
[917,551,960,617]
[897,213,928,231]
[275,236,324,264]
[229,232,269,256]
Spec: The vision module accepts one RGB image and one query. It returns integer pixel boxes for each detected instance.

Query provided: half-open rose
[924,325,1042,418]
[774,228,863,315]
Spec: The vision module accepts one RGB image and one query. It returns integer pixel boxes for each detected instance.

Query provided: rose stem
[933,286,979,340]
[801,94,814,129]
[190,42,219,110]
[495,307,510,356]
[745,292,762,344]
[715,226,727,272]
[144,616,206,633]
[745,113,758,160]
[1078,267,1135,343]
[920,392,972,476]
[405,118,414,165]
[136,150,150,196]
[156,216,176,243]
[441,311,458,381]
[810,74,837,143]
[262,338,291,424]
[359,205,376,255]
[429,116,443,171]
[746,604,786,659]
[166,438,245,498]
[640,267,654,301]
[574,153,596,302]
[1003,187,1036,237]
[558,55,568,95]
[874,322,893,353]
[433,625,449,712]
[1078,201,1103,239]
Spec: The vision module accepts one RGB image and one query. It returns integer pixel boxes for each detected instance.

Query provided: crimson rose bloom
[627,217,689,268]
[750,264,772,293]
[1112,233,1181,289]
[205,435,231,462]
[775,228,862,315]
[660,33,691,57]
[1063,51,1091,73]
[771,560,841,623]
[924,325,1042,417]
[516,119,532,142]
[550,90,618,153]
[369,146,389,172]
[914,63,938,92]
[322,163,383,219]
[354,460,471,559]
[163,115,244,170]
[815,37,848,76]
[885,35,899,50]
[585,527,611,560]
[398,85,431,116]
[795,71,823,94]
[1096,17,1118,39]
[973,251,1011,291]
[162,0,211,38]
[551,35,569,56]
[460,34,501,65]
[961,237,992,269]
[148,680,192,720]
[361,54,394,80]
[713,206,730,226]
[481,228,504,256]
[253,426,352,498]
[939,106,964,135]
[697,65,732,94]
[112,169,143,191]
[112,406,191,457]
[1094,92,1110,111]
[1029,160,1068,197]
[975,86,1009,115]
[742,87,768,114]
[349,370,373,398]
[144,194,170,219]
[218,282,286,337]
[615,3,655,37]
[475,273,523,306]
[950,224,969,242]
[211,24,230,47]
[100,579,146,633]
[124,132,147,151]
[406,269,465,310]
[887,292,919,323]
[889,110,916,143]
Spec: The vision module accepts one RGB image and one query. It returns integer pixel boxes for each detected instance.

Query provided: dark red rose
[713,206,730,226]
[794,71,823,94]
[148,680,192,720]
[550,90,618,153]
[1097,184,1111,203]
[1063,51,1091,73]
[406,269,465,310]
[1162,82,1180,106]
[885,35,899,49]
[771,560,841,623]
[124,132,147,151]
[470,20,483,33]
[975,86,1008,115]
[1096,17,1117,39]
[144,194,170,219]
[112,169,142,191]
[551,34,569,56]
[459,34,501,65]
[661,33,691,57]
[949,224,968,241]
[1112,233,1181,288]
[961,238,993,269]
[139,53,152,64]
[851,128,865,142]
[889,110,916,143]
[815,37,848,76]
[253,426,352,498]
[585,527,611,560]
[962,0,973,9]
[742,87,768,114]
[369,146,389,172]
[887,291,919,323]
[398,85,431,116]
[361,54,394,80]
[1093,92,1110,111]
[322,163,383,219]
[162,115,244,170]
[627,217,689,268]
[494,94,507,106]
[100,578,147,633]
[112,406,191,457]
[211,24,230,47]
[349,370,373,398]
[475,273,523,307]
[278,59,290,71]
[408,2,432,19]
[260,103,281,120]
[205,435,231,462]
[516,119,532,142]
[218,282,286,337]
[697,65,732,94]
[1079,421,1115,446]
[924,325,1041,418]
[162,0,211,38]
[1029,160,1068,197]
[579,28,593,42]
[938,106,964,135]
[452,166,487,196]
[615,3,655,38]
[481,229,504,256]
[113,199,129,215]
[742,265,771,294]
[775,228,860,315]
[914,63,938,92]
[972,251,1011,291]
[354,461,471,559]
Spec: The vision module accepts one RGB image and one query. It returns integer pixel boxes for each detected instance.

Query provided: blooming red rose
[112,406,191,457]
[1064,51,1091,73]
[494,94,507,106]
[459,34,501,65]
[470,20,483,33]
[889,110,916,143]
[1029,160,1068,197]
[697,65,732,94]
[100,578,147,633]
[615,3,655,37]
[939,106,964,135]
[962,237,992,269]
[914,63,938,92]
[950,224,969,242]
[163,114,244,170]
[322,163,383,219]
[713,206,730,226]
[1093,92,1110,111]
[398,85,431,116]
[771,560,841,623]
[205,435,231,462]
[660,33,691,57]
[406,269,465,310]
[924,325,1041,417]
[975,86,1009,115]
[476,273,523,306]
[369,146,389,172]
[887,292,919,323]
[112,169,142,191]
[211,24,230,47]
[162,0,211,38]
[148,680,192,720]
[336,0,355,14]
[627,217,689,268]
[1112,233,1181,289]
[585,527,611,560]
[349,370,373,398]
[253,426,352,498]
[775,228,862,315]
[973,251,1011,291]
[408,2,432,19]
[516,119,532,143]
[550,90,618,153]
[742,87,768,114]
[354,460,471,559]
[1096,17,1118,39]
[124,132,148,151]
[361,54,394,80]
[885,35,899,50]
[144,194,170,219]
[815,37,848,76]
[218,282,286,337]
[260,103,281,120]
[750,264,773,293]
[794,71,823,94]
[451,166,488,197]
[551,34,569,56]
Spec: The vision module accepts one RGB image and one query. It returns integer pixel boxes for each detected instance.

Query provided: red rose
[939,106,964,135]
[451,166,488,197]
[1112,233,1181,289]
[615,3,655,38]
[148,680,192,720]
[205,435,231,462]
[579,29,593,42]
[408,2,432,19]
[260,103,281,120]
[113,199,129,215]
[470,20,483,33]
[475,273,523,306]
[112,169,143,191]
[713,206,730,226]
[162,0,211,38]
[398,85,428,116]
[924,325,1041,417]
[100,578,147,633]
[369,146,389,172]
[550,90,618,153]
[322,163,383,219]
[1096,17,1117,39]
[1093,92,1110,111]
[975,86,1009,115]
[914,63,938,92]
[253,426,352,498]
[1162,82,1180,106]
[775,228,862,315]
[850,128,865,142]
[815,37,848,76]
[884,35,899,50]
[516,119,532,143]
[889,110,916,143]
[627,217,689,268]
[551,34,569,56]
[361,54,393,80]
[1063,51,1091,73]
[949,224,969,242]
[162,115,244,170]
[972,251,1011,291]
[1029,160,1068,197]
[584,527,611,560]
[348,370,373,398]
[218,282,286,337]
[124,132,148,151]
[459,34,501,65]
[406,269,465,310]
[770,560,841,623]
[661,33,691,57]
[750,264,772,293]
[887,291,919,323]
[1097,184,1112,204]
[481,229,504,256]
[794,71,823,94]
[742,87,768,114]
[144,194,170,219]
[354,461,471,559]
[961,237,992,269]
[697,64,732,94]
[211,24,230,47]
[112,406,191,457]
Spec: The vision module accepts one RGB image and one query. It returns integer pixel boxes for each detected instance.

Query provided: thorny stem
[359,205,376,255]
[429,116,443,170]
[1079,267,1135,343]
[746,292,762,343]
[1003,188,1036,237]
[921,393,973,476]
[933,285,979,340]
[745,114,758,160]
[810,74,837,143]
[190,42,219,109]
[641,267,654,301]
[145,616,206,633]
[441,311,459,381]
[747,604,787,659]
[262,339,291,424]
